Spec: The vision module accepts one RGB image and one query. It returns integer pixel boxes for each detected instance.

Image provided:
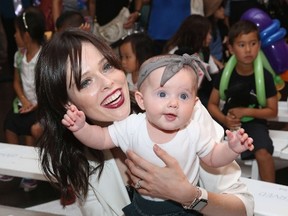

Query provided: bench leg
[251,160,260,180]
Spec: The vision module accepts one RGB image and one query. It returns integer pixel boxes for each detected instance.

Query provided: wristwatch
[182,187,208,211]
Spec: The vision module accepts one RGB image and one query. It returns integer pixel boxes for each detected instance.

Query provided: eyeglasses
[22,12,28,30]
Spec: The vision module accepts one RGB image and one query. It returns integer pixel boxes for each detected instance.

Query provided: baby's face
[140,66,198,131]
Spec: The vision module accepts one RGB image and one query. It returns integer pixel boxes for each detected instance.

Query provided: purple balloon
[263,39,288,74]
[241,8,272,32]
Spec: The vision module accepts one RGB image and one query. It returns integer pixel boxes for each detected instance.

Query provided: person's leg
[5,129,19,144]
[255,148,275,182]
[24,135,35,146]
[241,121,275,182]
[31,122,44,141]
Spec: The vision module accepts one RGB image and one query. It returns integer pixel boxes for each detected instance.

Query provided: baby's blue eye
[180,93,188,100]
[158,91,167,98]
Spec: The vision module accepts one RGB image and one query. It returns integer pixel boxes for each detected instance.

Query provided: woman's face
[67,42,131,123]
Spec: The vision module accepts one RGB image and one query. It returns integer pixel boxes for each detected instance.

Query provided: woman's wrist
[177,183,200,205]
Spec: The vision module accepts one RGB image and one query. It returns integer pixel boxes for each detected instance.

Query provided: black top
[95,0,130,26]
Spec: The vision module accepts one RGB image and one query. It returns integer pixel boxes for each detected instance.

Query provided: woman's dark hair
[228,20,260,45]
[15,6,46,45]
[120,33,156,67]
[163,14,211,54]
[35,29,122,201]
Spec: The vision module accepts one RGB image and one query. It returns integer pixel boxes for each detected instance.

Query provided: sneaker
[0,175,14,182]
[20,178,38,192]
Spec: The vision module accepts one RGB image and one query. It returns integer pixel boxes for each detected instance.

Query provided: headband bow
[137,54,211,89]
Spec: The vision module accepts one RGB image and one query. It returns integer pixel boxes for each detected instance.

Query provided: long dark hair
[163,14,211,54]
[35,29,122,200]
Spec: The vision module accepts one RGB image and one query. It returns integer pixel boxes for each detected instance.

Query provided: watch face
[193,199,208,211]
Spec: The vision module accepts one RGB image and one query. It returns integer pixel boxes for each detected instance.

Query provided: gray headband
[137,54,211,89]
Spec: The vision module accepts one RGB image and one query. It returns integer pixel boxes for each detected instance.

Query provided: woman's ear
[134,91,145,110]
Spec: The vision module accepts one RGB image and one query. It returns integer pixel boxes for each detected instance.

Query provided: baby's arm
[201,128,254,167]
[62,104,116,150]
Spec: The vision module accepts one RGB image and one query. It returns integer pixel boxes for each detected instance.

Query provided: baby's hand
[62,104,86,132]
[226,128,254,154]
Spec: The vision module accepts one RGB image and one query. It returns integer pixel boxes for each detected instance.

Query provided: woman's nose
[100,75,114,91]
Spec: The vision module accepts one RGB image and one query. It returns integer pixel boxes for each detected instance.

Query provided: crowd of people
[0,0,287,215]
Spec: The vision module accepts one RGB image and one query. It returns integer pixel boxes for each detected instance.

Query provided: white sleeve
[199,161,254,216]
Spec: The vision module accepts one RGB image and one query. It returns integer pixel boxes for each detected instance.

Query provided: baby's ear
[134,91,145,110]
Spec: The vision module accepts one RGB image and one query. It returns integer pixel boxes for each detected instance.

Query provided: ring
[135,179,142,189]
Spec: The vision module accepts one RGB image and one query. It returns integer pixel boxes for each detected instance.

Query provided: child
[63,53,254,215]
[208,20,277,182]
[163,14,219,107]
[119,32,156,92]
[2,7,45,190]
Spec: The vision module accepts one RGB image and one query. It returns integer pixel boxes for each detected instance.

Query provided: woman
[35,29,254,216]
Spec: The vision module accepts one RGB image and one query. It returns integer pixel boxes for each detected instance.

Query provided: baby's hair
[228,20,260,45]
[120,33,156,67]
[56,11,85,31]
[15,6,46,45]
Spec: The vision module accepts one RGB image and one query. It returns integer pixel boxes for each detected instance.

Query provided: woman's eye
[80,79,91,89]
[180,93,188,100]
[103,62,113,73]
[158,91,167,98]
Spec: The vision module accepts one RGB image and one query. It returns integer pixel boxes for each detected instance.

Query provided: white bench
[0,143,46,181]
[240,177,288,216]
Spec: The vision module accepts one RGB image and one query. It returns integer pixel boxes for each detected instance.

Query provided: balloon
[240,8,272,32]
[219,55,236,100]
[254,53,266,107]
[259,50,285,90]
[280,70,288,82]
[260,19,280,41]
[220,53,266,107]
[241,8,288,74]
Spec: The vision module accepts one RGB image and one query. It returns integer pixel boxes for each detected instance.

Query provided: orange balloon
[280,70,288,82]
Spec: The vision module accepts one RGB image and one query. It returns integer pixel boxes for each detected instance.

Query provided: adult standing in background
[144,0,191,54]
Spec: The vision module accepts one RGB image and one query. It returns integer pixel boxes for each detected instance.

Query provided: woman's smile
[101,88,125,109]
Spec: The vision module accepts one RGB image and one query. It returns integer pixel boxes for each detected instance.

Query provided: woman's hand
[125,144,196,204]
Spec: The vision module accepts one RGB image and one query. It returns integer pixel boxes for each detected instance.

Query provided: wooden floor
[0,60,60,209]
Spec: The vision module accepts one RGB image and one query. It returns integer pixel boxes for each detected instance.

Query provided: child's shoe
[0,175,14,182]
[20,178,38,192]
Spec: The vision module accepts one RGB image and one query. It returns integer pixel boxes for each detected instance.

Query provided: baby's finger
[63,113,75,125]
[61,118,72,127]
